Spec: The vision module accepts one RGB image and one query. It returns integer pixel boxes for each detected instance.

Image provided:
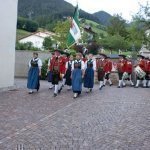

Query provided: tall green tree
[43,37,53,50]
[107,14,128,38]
[53,20,70,49]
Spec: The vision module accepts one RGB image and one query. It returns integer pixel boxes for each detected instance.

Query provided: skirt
[84,68,94,88]
[27,67,40,90]
[65,69,72,86]
[72,68,82,92]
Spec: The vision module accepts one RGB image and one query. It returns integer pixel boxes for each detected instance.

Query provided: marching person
[72,53,85,98]
[122,56,134,87]
[27,52,42,94]
[103,56,113,86]
[135,55,146,88]
[50,49,65,97]
[145,57,150,88]
[84,53,96,93]
[96,53,106,90]
[64,55,74,90]
[117,55,127,88]
[47,52,55,89]
[62,53,68,87]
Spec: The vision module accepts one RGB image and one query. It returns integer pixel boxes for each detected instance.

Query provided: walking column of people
[27,51,150,98]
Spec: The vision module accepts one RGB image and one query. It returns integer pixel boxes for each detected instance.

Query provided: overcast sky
[65,0,148,21]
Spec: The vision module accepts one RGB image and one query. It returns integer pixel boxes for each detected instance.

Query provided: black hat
[137,54,145,59]
[98,53,107,58]
[50,49,63,54]
[118,54,126,59]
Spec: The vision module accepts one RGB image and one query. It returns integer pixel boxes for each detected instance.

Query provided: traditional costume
[117,55,127,88]
[122,59,134,86]
[135,55,146,88]
[84,59,96,92]
[72,59,85,98]
[103,57,113,86]
[47,56,54,89]
[65,60,73,90]
[27,57,42,93]
[96,54,106,90]
[145,57,150,88]
[51,50,66,96]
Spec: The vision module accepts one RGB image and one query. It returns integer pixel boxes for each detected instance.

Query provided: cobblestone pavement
[0,78,150,150]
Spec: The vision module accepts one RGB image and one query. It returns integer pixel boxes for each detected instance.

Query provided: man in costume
[50,50,65,97]
[145,56,150,88]
[117,55,127,88]
[96,53,106,90]
[135,55,146,88]
[122,56,134,87]
[103,56,113,86]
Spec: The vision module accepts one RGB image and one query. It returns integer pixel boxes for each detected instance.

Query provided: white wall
[0,0,18,88]
[15,51,51,77]
[19,35,44,49]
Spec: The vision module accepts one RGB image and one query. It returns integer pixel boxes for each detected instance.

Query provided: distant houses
[19,31,56,50]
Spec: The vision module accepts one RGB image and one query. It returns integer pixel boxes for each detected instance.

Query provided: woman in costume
[84,53,96,93]
[72,53,85,98]
[65,55,74,90]
[27,52,42,94]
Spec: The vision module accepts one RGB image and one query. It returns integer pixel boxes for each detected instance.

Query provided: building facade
[0,0,18,88]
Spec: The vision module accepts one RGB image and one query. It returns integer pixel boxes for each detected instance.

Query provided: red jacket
[104,60,112,73]
[117,59,127,73]
[96,59,105,70]
[125,61,132,73]
[49,56,65,74]
[145,60,150,73]
[138,59,146,72]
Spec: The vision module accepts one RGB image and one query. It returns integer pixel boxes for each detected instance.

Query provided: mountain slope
[93,11,112,26]
[18,0,100,23]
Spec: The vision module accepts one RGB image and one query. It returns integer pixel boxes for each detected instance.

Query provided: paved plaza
[0,78,150,150]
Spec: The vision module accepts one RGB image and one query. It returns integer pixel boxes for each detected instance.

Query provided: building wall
[15,51,51,77]
[0,0,18,88]
[19,35,44,49]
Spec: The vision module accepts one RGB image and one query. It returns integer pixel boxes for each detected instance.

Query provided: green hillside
[16,29,31,40]
[84,19,107,36]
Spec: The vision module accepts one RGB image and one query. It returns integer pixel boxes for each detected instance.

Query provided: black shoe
[99,86,103,90]
[58,87,62,93]
[103,85,105,87]
[134,86,138,88]
[117,86,121,88]
[110,84,113,86]
[53,93,57,97]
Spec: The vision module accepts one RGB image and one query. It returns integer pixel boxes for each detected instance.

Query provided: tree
[17,17,39,32]
[133,2,150,48]
[107,14,128,38]
[43,37,53,50]
[53,20,70,49]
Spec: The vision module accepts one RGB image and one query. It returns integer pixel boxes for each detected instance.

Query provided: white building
[0,0,18,88]
[19,31,56,50]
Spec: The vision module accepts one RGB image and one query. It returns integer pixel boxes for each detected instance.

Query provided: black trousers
[118,72,123,80]
[105,73,110,80]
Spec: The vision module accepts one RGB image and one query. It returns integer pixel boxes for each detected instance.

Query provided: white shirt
[72,60,85,70]
[29,58,42,69]
[65,61,73,69]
